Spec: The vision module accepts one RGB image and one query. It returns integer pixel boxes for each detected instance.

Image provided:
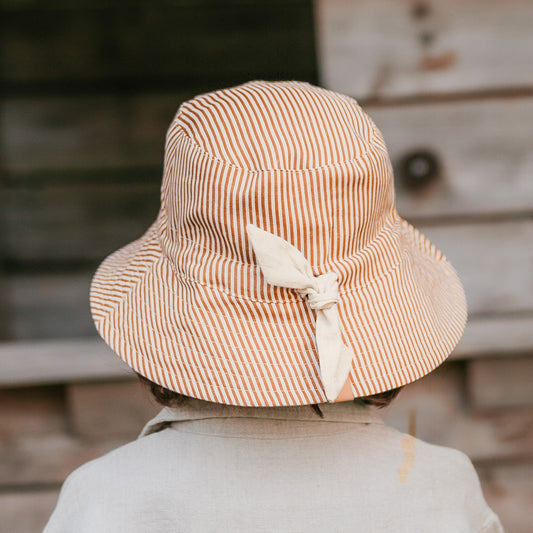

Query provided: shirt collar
[139,398,384,438]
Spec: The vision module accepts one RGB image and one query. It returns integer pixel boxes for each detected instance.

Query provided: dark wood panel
[2,94,180,172]
[2,1,317,89]
[4,181,160,262]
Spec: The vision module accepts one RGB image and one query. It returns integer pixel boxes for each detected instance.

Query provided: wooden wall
[0,1,318,531]
[1,1,532,531]
[1,0,317,340]
[318,2,533,532]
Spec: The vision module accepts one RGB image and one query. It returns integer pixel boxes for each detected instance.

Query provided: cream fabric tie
[246,224,354,402]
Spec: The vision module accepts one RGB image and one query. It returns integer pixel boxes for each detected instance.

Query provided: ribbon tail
[316,307,354,402]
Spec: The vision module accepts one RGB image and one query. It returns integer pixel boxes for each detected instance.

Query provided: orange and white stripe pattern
[90,81,467,407]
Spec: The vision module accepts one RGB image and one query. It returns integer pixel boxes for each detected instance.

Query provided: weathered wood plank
[6,272,95,339]
[0,491,59,533]
[370,98,533,218]
[0,338,132,387]
[317,0,533,98]
[477,462,533,533]
[2,94,179,172]
[384,363,533,462]
[4,182,160,261]
[0,386,66,438]
[453,315,533,359]
[0,432,123,485]
[67,381,160,439]
[468,358,533,409]
[419,220,533,315]
[2,1,317,87]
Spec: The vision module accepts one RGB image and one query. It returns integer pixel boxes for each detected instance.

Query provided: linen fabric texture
[43,400,504,533]
[90,80,467,407]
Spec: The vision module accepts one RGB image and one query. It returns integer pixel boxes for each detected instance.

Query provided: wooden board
[2,94,179,172]
[419,220,533,315]
[0,432,122,485]
[369,98,533,219]
[477,463,533,533]
[317,0,533,99]
[2,0,317,88]
[0,491,60,533]
[468,357,533,409]
[67,381,160,438]
[4,182,160,261]
[6,272,96,339]
[0,338,132,387]
[384,363,533,462]
[453,315,533,359]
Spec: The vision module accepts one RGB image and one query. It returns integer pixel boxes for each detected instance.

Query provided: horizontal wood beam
[0,338,133,387]
[1,313,532,387]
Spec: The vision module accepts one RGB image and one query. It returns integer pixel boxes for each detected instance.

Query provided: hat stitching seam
[115,324,445,395]
[111,299,431,374]
[172,226,399,274]
[135,309,426,374]
[93,243,412,327]
[159,216,406,305]
[163,251,405,306]
[171,123,388,174]
[129,342,324,394]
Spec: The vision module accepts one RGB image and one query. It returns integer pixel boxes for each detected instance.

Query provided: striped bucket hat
[90,80,466,407]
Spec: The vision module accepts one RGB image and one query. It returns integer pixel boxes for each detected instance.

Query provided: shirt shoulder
[43,433,170,533]
[380,425,504,533]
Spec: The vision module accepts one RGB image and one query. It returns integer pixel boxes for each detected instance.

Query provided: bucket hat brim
[90,211,466,407]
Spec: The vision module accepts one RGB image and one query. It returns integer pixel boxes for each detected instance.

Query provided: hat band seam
[164,252,405,305]
[170,220,398,272]
[171,123,388,174]
[160,214,405,304]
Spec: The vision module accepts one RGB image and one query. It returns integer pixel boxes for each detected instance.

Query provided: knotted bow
[246,224,354,402]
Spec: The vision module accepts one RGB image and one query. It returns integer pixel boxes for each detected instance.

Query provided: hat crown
[159,81,396,292]
[174,81,382,171]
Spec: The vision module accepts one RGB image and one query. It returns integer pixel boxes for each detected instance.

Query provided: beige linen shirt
[44,400,503,532]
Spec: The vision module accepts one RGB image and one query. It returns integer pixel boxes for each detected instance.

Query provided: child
[44,81,503,532]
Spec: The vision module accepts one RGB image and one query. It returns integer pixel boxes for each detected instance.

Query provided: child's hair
[137,373,401,410]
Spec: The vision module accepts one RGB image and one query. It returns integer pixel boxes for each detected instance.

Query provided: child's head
[137,372,402,409]
[90,81,466,407]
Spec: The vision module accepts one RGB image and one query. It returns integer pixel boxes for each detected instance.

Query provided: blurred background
[1,1,532,531]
